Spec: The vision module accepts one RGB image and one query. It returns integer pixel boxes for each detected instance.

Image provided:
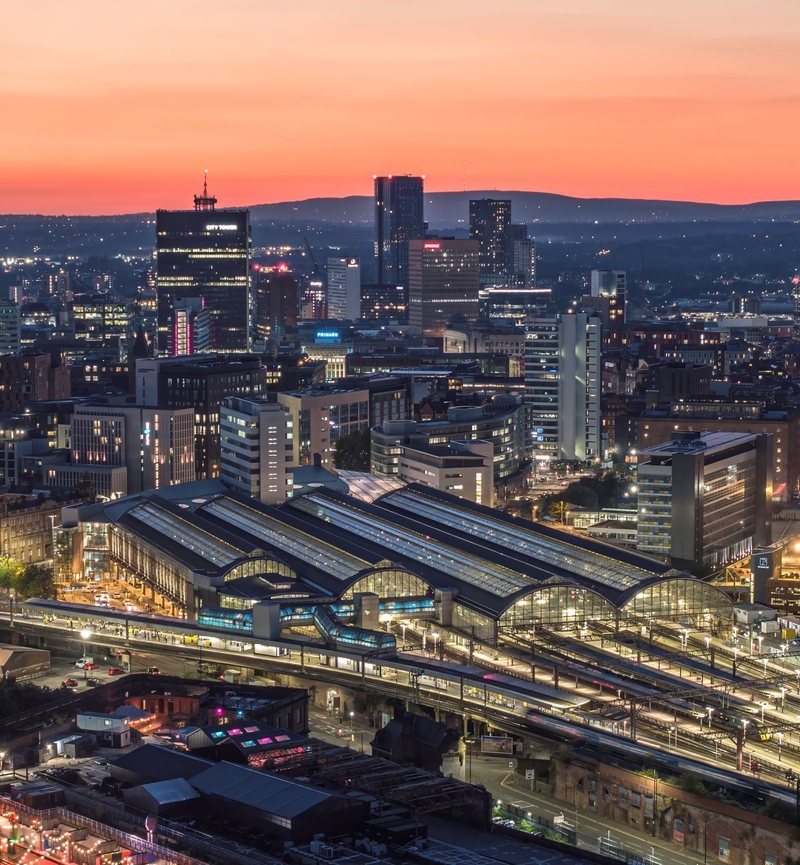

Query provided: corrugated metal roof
[139,777,200,805]
[190,762,330,818]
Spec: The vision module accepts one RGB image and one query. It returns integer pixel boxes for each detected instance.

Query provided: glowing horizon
[3,0,799,215]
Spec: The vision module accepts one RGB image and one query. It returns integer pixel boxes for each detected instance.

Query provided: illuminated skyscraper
[524,313,601,463]
[407,238,480,336]
[374,175,424,291]
[156,176,251,354]
[254,267,298,343]
[326,257,361,320]
[469,199,511,276]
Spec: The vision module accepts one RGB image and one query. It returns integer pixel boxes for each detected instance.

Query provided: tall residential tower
[524,313,601,462]
[374,175,424,292]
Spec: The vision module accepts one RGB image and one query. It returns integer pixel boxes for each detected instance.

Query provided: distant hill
[247,190,800,227]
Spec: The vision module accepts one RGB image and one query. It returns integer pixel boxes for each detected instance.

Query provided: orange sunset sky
[2,0,799,214]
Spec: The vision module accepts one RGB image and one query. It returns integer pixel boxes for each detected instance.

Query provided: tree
[15,564,56,599]
[333,429,371,471]
[0,557,22,590]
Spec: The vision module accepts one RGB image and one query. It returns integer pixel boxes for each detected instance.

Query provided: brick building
[0,351,70,411]
[552,748,792,865]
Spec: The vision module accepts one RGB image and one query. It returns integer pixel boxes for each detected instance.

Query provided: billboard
[480,735,513,755]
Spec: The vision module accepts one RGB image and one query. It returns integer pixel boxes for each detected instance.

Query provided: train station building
[52,481,734,647]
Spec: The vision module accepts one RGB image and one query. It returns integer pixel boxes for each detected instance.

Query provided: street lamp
[781,686,787,708]
[778,732,784,762]
[705,636,711,652]
[349,710,354,740]
[80,629,91,679]
[707,707,714,731]
[757,635,764,653]
[760,703,766,723]
[401,623,407,649]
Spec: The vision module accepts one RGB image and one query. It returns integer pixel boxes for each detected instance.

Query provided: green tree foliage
[0,557,23,590]
[333,429,371,471]
[0,678,56,717]
[1,563,57,599]
[17,564,57,599]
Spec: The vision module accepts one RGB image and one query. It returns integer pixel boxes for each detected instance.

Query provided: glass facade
[620,578,732,628]
[198,607,253,632]
[499,585,617,631]
[313,603,396,654]
[342,569,431,600]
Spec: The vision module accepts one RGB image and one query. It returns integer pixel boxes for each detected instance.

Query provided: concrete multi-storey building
[395,440,494,506]
[407,238,480,336]
[0,301,21,354]
[69,402,195,497]
[371,397,527,483]
[524,313,601,462]
[326,257,361,321]
[135,354,273,479]
[636,398,800,501]
[277,387,370,467]
[636,430,771,575]
[219,396,293,504]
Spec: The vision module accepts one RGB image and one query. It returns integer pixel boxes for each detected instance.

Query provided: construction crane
[304,236,321,277]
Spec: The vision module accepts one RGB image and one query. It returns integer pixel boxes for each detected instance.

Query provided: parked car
[83,662,99,671]
[85,678,101,687]
[74,658,94,669]
[107,667,124,676]
[61,679,79,689]
[145,667,161,675]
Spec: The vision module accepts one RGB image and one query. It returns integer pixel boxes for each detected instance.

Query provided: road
[307,707,703,865]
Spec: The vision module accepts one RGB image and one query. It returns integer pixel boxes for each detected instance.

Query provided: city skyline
[3,0,800,214]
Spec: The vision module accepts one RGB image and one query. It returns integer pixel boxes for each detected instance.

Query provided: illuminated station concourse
[51,480,733,653]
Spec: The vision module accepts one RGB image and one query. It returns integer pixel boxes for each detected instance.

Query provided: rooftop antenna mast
[194,169,217,211]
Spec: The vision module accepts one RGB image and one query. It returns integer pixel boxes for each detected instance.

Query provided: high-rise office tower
[254,267,298,343]
[469,199,512,276]
[360,283,407,320]
[591,269,626,299]
[374,175,424,291]
[326,257,361,320]
[220,396,294,504]
[511,238,536,288]
[588,269,627,328]
[156,177,251,355]
[407,239,480,336]
[524,313,601,462]
[299,279,326,320]
[636,431,771,575]
[0,301,21,354]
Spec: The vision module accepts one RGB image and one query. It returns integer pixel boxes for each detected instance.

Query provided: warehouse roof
[111,745,213,783]
[190,762,331,818]
[137,777,200,805]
